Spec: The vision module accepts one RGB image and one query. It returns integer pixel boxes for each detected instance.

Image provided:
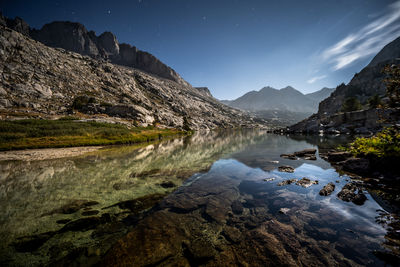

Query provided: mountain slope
[0,25,263,130]
[305,87,334,102]
[290,36,400,133]
[0,13,189,87]
[224,86,317,113]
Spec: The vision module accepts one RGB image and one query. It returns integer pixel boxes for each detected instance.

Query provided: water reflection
[0,131,397,266]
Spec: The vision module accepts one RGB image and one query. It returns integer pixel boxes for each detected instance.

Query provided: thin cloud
[307,75,327,84]
[322,1,400,70]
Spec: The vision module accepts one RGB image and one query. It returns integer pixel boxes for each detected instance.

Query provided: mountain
[0,17,265,130]
[0,13,188,86]
[290,36,400,133]
[220,86,334,125]
[305,87,334,102]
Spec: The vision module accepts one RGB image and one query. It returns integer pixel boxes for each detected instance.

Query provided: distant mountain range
[220,86,334,125]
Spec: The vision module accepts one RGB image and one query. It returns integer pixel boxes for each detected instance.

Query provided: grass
[0,118,186,151]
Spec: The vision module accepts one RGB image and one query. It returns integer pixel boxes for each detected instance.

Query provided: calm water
[0,131,397,266]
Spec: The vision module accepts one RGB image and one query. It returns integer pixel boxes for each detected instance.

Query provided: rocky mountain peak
[1,14,188,86]
[98,31,119,55]
[368,36,400,67]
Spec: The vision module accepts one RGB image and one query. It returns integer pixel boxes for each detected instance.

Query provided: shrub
[341,97,362,112]
[348,127,400,158]
[367,94,383,109]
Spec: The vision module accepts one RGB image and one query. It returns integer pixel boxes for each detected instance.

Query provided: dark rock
[221,226,242,243]
[319,183,335,196]
[56,219,72,224]
[280,153,297,160]
[296,177,318,188]
[278,165,295,173]
[352,193,367,205]
[13,231,56,252]
[59,217,102,233]
[82,210,100,216]
[185,238,217,262]
[159,181,175,188]
[42,200,99,216]
[294,148,317,157]
[337,183,357,202]
[103,193,165,214]
[277,178,297,186]
[342,158,370,175]
[337,182,367,205]
[303,154,317,160]
[327,151,352,162]
[231,200,244,214]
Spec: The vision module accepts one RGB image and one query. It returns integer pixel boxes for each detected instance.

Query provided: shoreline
[0,146,104,161]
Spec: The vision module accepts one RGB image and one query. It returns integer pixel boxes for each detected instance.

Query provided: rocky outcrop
[2,14,187,85]
[0,26,264,130]
[289,36,400,133]
[319,183,335,196]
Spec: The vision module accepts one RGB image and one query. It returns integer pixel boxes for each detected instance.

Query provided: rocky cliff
[290,36,400,133]
[0,25,264,130]
[0,13,188,86]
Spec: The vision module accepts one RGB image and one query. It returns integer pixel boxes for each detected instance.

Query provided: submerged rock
[277,179,297,186]
[278,166,295,173]
[42,200,99,216]
[319,183,335,196]
[296,177,318,188]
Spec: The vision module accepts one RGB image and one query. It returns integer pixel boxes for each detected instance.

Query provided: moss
[0,119,186,151]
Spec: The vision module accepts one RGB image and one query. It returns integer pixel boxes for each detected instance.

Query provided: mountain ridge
[221,86,334,113]
[0,13,190,87]
[0,22,265,130]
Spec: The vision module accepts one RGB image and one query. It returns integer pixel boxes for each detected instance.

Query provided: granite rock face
[0,26,263,130]
[2,14,187,85]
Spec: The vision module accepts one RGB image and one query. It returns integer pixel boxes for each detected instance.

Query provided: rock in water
[294,148,317,157]
[337,182,367,205]
[278,166,295,173]
[277,179,297,186]
[295,177,318,188]
[319,183,335,196]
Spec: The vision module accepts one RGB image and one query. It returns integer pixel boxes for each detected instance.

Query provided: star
[202,16,207,20]
[107,10,111,14]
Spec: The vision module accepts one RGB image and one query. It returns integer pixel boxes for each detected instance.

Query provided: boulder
[278,166,295,173]
[319,183,335,196]
[295,177,318,188]
[342,158,370,175]
[327,151,352,162]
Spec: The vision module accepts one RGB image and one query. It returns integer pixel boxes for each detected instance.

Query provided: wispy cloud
[307,75,327,84]
[322,1,400,70]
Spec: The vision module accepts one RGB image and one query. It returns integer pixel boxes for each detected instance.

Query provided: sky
[1,0,400,99]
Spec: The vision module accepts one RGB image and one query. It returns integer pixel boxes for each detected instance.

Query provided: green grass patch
[0,119,185,151]
[347,127,400,158]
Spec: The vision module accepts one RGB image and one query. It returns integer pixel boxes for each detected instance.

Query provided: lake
[0,130,397,266]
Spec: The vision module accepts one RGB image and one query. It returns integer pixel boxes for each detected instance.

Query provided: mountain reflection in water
[0,131,397,266]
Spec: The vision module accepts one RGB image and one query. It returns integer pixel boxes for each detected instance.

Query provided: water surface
[0,131,397,266]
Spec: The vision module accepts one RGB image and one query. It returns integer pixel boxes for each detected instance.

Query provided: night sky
[1,0,400,99]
